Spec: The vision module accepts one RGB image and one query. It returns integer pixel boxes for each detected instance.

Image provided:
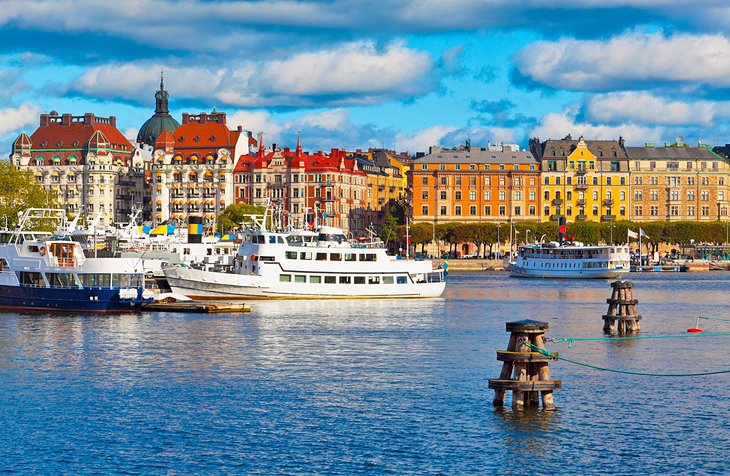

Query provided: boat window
[383,276,394,284]
[280,274,291,282]
[339,276,350,284]
[79,273,111,288]
[112,274,132,288]
[277,236,285,244]
[18,271,44,287]
[28,245,40,253]
[368,276,380,284]
[256,235,265,244]
[285,251,297,259]
[316,253,327,261]
[294,275,306,283]
[359,253,376,262]
[310,276,321,283]
[354,276,366,284]
[330,253,341,261]
[300,252,312,260]
[396,275,408,284]
[345,253,356,261]
[46,273,79,288]
[325,276,336,284]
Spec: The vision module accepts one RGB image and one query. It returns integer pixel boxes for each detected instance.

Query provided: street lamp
[496,223,501,258]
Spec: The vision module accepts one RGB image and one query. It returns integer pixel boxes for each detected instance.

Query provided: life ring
[251,254,257,261]
[39,246,47,257]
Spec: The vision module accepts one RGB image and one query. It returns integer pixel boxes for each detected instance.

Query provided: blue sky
[3,0,730,154]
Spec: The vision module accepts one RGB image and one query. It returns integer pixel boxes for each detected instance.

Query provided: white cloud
[529,110,664,145]
[586,92,730,126]
[515,31,730,90]
[395,125,459,152]
[0,103,41,137]
[256,41,433,97]
[71,41,434,108]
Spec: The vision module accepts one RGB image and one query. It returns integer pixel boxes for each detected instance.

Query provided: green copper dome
[137,70,180,148]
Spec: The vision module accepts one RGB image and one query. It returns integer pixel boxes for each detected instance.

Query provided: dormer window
[194,136,200,142]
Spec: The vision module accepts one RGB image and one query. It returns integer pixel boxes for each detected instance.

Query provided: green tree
[408,223,433,253]
[217,203,266,233]
[380,211,399,250]
[0,160,56,229]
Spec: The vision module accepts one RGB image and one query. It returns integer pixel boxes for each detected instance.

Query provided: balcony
[601,215,617,222]
[576,199,586,206]
[552,198,563,206]
[550,214,561,221]
[576,214,587,221]
[574,183,588,190]
[575,168,587,175]
[603,199,614,206]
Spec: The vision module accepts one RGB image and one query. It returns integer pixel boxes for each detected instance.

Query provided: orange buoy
[687,327,703,333]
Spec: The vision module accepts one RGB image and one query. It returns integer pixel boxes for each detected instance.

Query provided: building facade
[149,110,253,228]
[11,112,145,225]
[408,144,541,224]
[352,149,406,230]
[233,136,368,233]
[530,136,629,222]
[626,143,730,221]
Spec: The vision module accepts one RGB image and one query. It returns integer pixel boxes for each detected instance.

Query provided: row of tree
[388,220,730,257]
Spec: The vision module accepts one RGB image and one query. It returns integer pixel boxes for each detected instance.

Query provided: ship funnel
[188,216,203,244]
[558,216,567,244]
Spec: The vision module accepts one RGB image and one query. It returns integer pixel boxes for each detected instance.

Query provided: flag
[639,228,650,239]
[366,225,377,236]
[627,229,638,239]
[322,212,328,218]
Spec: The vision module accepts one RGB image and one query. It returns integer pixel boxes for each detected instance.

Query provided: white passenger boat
[508,241,631,278]
[163,214,446,299]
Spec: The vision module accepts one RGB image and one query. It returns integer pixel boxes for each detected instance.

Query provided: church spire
[154,68,169,114]
[296,130,302,158]
[258,132,265,157]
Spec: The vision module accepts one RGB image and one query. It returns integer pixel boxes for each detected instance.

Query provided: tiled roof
[413,147,538,165]
[173,122,239,150]
[540,139,627,159]
[30,121,132,153]
[625,146,718,160]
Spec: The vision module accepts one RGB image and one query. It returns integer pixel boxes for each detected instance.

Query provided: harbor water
[1,272,729,474]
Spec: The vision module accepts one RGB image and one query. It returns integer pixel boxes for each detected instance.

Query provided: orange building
[408,143,541,224]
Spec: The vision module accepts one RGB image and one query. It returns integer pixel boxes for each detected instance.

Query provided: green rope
[522,340,730,377]
[548,332,730,347]
[698,316,730,324]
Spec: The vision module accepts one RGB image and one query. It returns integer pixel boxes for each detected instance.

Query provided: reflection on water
[0,272,728,473]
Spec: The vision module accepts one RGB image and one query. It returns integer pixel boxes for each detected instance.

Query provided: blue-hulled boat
[0,209,152,312]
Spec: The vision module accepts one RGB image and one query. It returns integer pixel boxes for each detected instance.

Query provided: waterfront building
[626,141,730,221]
[149,109,254,228]
[137,71,180,150]
[233,135,368,233]
[10,111,145,225]
[352,149,406,230]
[529,136,629,223]
[408,142,541,225]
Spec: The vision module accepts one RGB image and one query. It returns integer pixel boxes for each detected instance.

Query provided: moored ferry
[163,213,445,299]
[0,209,151,312]
[507,217,630,279]
[508,242,631,278]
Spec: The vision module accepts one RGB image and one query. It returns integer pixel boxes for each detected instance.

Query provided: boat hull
[164,266,445,299]
[0,285,147,312]
[508,264,627,279]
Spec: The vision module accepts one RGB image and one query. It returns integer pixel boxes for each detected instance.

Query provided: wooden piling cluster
[602,280,641,335]
[488,320,561,411]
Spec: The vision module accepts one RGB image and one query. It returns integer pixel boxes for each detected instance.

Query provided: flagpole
[639,230,642,267]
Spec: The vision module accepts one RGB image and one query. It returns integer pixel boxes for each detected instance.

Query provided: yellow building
[530,136,629,222]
